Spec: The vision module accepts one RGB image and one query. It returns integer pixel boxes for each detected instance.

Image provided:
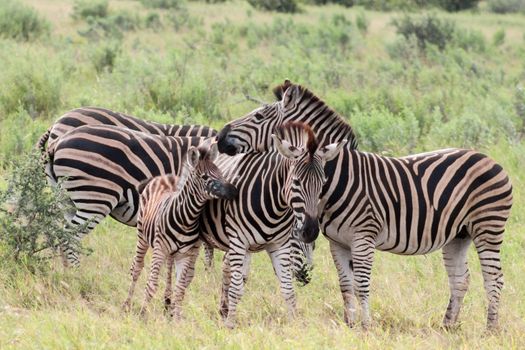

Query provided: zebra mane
[272,80,359,150]
[276,122,318,156]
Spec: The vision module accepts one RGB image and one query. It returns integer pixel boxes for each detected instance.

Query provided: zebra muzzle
[217,125,238,156]
[208,180,238,200]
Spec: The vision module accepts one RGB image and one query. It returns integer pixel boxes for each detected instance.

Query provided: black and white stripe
[123,140,237,319]
[201,122,345,328]
[215,80,513,330]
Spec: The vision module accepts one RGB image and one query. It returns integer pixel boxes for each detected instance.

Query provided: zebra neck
[166,176,208,232]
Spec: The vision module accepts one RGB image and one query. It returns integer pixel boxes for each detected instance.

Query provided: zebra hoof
[224,318,236,329]
[164,297,171,313]
[121,301,132,313]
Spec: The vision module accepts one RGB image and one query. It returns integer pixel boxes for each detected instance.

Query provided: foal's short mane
[277,121,318,156]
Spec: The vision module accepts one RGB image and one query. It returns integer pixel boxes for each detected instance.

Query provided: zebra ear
[317,139,347,161]
[207,141,219,162]
[187,146,200,168]
[272,134,305,160]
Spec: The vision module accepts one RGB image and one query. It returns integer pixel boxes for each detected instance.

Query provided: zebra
[47,125,207,266]
[36,106,218,267]
[123,139,237,319]
[200,122,346,328]
[36,106,216,152]
[215,80,513,330]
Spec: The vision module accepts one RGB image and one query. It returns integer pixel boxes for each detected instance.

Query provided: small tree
[0,151,88,268]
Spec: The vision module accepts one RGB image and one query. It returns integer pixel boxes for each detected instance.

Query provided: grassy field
[1,0,525,348]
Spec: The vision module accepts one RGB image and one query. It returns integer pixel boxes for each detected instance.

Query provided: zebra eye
[254,112,265,121]
[201,174,209,181]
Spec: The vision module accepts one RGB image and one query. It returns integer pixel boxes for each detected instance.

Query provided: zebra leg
[242,252,252,284]
[163,253,175,313]
[351,233,376,330]
[203,241,214,270]
[140,245,167,317]
[267,242,296,318]
[224,244,248,329]
[329,241,357,327]
[220,252,231,320]
[60,211,102,267]
[442,235,471,329]
[123,233,149,312]
[169,244,200,321]
[473,232,504,331]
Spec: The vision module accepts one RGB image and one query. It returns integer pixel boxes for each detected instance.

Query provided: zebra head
[217,80,357,156]
[272,122,346,244]
[186,139,238,200]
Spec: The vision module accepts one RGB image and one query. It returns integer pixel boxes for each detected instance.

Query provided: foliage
[72,0,109,20]
[140,0,186,9]
[487,0,525,13]
[89,41,121,73]
[0,151,88,268]
[433,0,479,11]
[392,14,456,51]
[247,0,299,13]
[0,53,63,119]
[0,0,50,41]
[354,0,479,11]
[355,10,369,34]
[493,28,506,46]
[309,0,354,7]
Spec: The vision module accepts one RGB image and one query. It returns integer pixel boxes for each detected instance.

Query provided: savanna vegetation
[0,0,524,348]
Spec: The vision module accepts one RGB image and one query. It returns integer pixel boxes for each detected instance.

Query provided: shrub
[487,0,525,13]
[350,107,420,154]
[392,14,456,51]
[247,0,299,13]
[72,0,108,20]
[140,0,185,9]
[0,57,62,118]
[310,0,354,6]
[144,12,162,30]
[356,11,369,34]
[0,151,88,268]
[78,10,141,40]
[493,28,505,46]
[89,41,121,73]
[0,0,50,41]
[434,0,479,11]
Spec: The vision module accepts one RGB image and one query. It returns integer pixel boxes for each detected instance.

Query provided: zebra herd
[38,81,512,331]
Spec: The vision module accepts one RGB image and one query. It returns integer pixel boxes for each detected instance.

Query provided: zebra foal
[123,139,237,318]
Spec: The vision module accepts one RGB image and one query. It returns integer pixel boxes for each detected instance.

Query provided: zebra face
[272,124,347,244]
[187,141,238,201]
[217,103,283,156]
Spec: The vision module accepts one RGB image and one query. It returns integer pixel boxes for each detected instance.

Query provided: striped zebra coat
[216,80,513,330]
[200,122,346,328]
[47,124,207,266]
[123,140,237,319]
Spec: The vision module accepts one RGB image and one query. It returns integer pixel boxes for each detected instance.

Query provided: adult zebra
[216,80,513,331]
[37,106,217,267]
[200,122,346,328]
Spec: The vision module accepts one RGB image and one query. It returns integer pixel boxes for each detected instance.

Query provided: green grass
[1,0,525,348]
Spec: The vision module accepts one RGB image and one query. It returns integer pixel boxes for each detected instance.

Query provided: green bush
[487,0,525,13]
[0,0,50,41]
[0,57,62,118]
[89,41,121,73]
[434,0,479,11]
[0,151,88,268]
[309,0,354,7]
[144,12,162,30]
[78,10,141,40]
[140,0,185,9]
[356,11,369,34]
[72,0,108,20]
[392,14,456,51]
[493,28,506,46]
[350,107,420,154]
[247,0,299,13]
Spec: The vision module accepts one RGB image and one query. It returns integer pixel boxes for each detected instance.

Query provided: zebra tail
[36,128,51,153]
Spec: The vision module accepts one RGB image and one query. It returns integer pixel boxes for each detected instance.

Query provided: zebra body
[320,147,512,328]
[48,124,206,265]
[124,140,237,319]
[201,123,345,328]
[216,80,513,330]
